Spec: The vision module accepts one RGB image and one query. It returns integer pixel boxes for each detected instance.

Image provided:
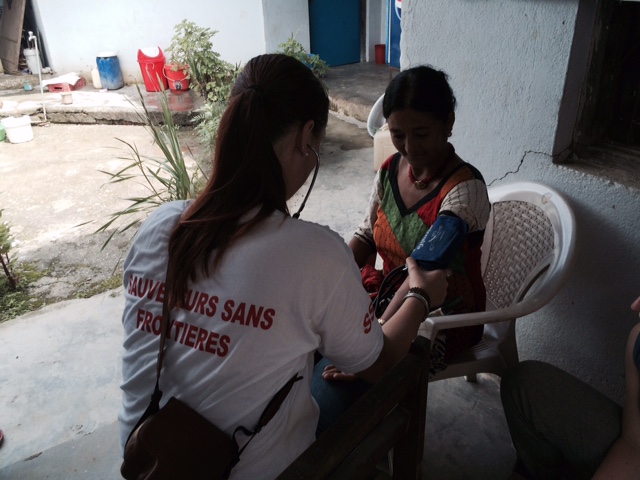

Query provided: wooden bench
[277,336,431,480]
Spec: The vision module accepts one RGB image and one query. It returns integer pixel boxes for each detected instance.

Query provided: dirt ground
[0,114,373,309]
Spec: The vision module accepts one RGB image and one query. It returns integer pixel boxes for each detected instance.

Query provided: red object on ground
[375,44,386,65]
[163,64,190,92]
[137,47,168,92]
[47,77,86,92]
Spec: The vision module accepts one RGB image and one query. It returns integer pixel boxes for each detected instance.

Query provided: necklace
[408,160,449,190]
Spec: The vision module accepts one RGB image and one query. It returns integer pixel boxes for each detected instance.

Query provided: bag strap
[123,265,174,446]
[232,374,303,458]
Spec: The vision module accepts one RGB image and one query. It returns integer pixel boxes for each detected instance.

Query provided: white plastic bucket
[23,48,42,74]
[1,116,34,143]
[373,123,397,171]
[91,67,102,89]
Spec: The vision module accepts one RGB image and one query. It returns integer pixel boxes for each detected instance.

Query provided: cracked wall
[402,0,640,403]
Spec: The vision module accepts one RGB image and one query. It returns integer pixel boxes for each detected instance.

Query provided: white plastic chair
[418,181,577,382]
[367,93,385,137]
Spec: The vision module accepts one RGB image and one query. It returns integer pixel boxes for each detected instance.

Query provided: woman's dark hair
[167,54,329,308]
[382,65,456,122]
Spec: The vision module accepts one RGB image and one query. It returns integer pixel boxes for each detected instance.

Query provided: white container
[1,116,34,144]
[60,92,73,104]
[373,123,397,171]
[91,67,102,89]
[23,48,42,74]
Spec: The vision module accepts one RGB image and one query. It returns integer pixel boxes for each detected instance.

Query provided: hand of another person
[321,364,358,382]
[405,257,448,309]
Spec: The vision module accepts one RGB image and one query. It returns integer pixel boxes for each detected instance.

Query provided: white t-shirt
[119,201,383,479]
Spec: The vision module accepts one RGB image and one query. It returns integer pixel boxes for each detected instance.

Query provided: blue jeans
[311,357,372,437]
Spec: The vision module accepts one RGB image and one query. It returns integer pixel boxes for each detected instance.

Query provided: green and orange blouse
[354,147,491,371]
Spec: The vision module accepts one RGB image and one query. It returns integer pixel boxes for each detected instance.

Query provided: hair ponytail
[166,54,329,308]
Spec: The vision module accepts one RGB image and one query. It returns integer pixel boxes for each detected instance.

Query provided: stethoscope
[292,145,320,219]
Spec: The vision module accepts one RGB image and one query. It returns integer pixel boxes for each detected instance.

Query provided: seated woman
[312,65,490,434]
[501,294,640,479]
[119,54,448,480]
[350,64,490,373]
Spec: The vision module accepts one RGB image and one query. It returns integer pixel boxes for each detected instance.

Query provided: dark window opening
[602,4,640,146]
[572,0,640,188]
[577,1,640,148]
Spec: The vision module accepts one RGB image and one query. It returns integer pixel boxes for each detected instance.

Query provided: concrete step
[0,62,390,127]
[0,84,204,126]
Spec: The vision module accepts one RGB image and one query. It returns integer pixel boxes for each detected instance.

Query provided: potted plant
[165,19,240,102]
[276,35,329,78]
[165,19,237,95]
[164,19,201,92]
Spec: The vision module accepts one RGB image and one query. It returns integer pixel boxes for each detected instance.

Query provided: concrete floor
[0,62,516,479]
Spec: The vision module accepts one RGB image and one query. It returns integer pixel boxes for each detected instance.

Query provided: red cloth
[361,265,384,294]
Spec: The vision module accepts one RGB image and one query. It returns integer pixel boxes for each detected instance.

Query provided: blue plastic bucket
[96,52,124,90]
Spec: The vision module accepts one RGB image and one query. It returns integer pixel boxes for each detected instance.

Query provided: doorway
[0,0,48,74]
[309,0,361,67]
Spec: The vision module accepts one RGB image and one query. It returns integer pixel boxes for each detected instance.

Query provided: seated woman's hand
[321,364,358,382]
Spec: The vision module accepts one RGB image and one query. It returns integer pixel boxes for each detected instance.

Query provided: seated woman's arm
[593,322,640,479]
[439,178,490,234]
[349,236,376,269]
[349,170,382,269]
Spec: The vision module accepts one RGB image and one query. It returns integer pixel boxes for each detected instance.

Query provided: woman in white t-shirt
[119,53,448,479]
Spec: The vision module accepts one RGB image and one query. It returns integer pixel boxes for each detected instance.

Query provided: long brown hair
[166,54,329,308]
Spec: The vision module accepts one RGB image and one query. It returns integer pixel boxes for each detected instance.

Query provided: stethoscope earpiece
[292,145,320,219]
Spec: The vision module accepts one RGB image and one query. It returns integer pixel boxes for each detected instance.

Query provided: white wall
[31,0,268,83]
[365,0,387,62]
[262,0,310,53]
[403,0,640,403]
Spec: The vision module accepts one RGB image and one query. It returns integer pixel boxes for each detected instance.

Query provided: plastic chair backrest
[484,182,576,312]
[422,181,576,381]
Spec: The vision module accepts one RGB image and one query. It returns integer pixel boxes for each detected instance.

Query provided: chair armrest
[421,298,547,341]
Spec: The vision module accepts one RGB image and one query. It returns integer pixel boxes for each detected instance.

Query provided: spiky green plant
[94,85,207,250]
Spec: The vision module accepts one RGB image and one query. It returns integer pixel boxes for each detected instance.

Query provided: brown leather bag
[121,266,301,480]
[121,396,240,480]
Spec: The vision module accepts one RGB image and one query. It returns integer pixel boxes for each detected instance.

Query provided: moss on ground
[0,263,123,323]
[74,275,122,299]
[0,263,50,323]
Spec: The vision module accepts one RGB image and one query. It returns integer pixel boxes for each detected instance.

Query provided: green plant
[187,55,241,103]
[165,19,202,72]
[276,35,329,78]
[0,208,18,290]
[192,99,227,152]
[166,19,241,102]
[94,85,207,249]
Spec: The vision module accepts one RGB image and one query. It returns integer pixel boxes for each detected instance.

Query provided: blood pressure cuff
[410,214,468,270]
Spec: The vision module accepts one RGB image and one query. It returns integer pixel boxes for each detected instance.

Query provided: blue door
[309,0,361,67]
